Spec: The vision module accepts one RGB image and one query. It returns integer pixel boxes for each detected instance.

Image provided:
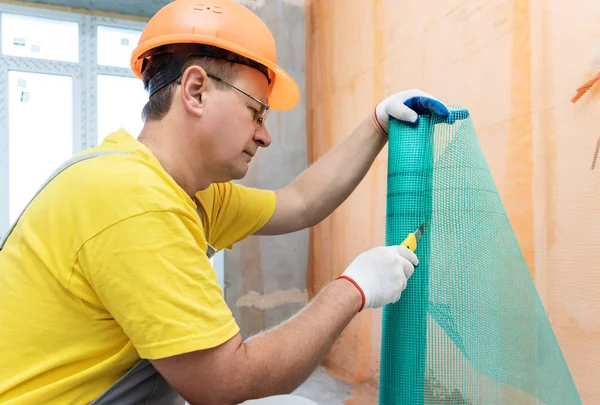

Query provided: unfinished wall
[306,0,600,404]
[224,0,308,338]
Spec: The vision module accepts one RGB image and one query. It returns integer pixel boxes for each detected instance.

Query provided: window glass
[97,25,141,68]
[97,75,148,142]
[8,71,73,223]
[1,13,79,62]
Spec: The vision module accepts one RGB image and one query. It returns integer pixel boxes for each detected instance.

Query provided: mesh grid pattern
[379,108,581,405]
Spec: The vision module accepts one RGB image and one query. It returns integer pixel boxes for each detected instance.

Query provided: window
[8,71,73,223]
[0,4,224,289]
[1,13,79,62]
[0,5,146,238]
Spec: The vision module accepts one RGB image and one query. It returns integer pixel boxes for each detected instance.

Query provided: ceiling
[15,0,173,18]
[15,0,304,19]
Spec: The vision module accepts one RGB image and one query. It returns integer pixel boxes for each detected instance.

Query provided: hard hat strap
[140,44,272,98]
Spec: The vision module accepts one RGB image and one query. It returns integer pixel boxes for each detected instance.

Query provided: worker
[0,1,449,404]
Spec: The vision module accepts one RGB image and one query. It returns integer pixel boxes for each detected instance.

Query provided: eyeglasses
[207,74,270,127]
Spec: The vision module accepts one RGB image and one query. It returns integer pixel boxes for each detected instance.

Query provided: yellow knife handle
[400,233,417,252]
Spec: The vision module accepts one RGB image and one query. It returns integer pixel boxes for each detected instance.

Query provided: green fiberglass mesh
[379,108,581,405]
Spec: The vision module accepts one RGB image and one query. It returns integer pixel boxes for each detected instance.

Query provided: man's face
[198,65,272,182]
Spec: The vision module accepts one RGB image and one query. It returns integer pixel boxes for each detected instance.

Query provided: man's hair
[141,53,240,121]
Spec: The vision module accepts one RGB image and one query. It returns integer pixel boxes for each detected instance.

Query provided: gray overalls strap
[0,151,185,405]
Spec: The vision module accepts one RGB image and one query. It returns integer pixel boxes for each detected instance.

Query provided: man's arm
[151,245,418,405]
[256,90,449,236]
[151,278,361,405]
[257,116,386,235]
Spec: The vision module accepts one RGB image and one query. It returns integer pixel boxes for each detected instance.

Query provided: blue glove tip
[404,96,449,119]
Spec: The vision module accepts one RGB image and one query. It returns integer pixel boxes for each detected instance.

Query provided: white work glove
[373,89,451,134]
[338,246,419,311]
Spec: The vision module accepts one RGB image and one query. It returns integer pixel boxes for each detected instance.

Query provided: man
[0,1,449,404]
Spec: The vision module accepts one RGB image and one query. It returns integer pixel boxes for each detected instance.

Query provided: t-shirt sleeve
[77,210,240,360]
[208,182,277,250]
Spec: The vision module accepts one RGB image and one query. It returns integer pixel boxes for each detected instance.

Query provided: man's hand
[373,89,450,134]
[338,246,418,311]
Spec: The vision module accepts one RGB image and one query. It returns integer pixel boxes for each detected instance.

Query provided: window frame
[0,3,145,235]
[0,3,225,290]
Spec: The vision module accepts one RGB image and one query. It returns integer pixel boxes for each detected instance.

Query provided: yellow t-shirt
[0,129,276,404]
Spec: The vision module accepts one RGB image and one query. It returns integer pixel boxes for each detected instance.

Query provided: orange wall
[306,0,600,403]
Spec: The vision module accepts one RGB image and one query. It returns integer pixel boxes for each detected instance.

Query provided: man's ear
[180,65,208,117]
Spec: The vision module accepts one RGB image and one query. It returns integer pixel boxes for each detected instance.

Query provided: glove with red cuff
[337,245,418,311]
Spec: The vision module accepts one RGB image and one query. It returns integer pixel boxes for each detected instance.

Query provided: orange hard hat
[130,0,300,111]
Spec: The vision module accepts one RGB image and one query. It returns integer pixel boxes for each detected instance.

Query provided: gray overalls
[0,151,191,404]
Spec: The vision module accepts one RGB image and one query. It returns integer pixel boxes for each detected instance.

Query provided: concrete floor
[292,366,353,405]
[239,366,353,405]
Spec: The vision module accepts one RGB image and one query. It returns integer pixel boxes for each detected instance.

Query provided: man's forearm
[293,115,386,227]
[232,278,362,402]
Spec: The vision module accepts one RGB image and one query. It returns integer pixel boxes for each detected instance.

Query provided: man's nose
[254,126,272,148]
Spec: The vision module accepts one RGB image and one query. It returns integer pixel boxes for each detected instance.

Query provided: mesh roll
[379,108,581,405]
